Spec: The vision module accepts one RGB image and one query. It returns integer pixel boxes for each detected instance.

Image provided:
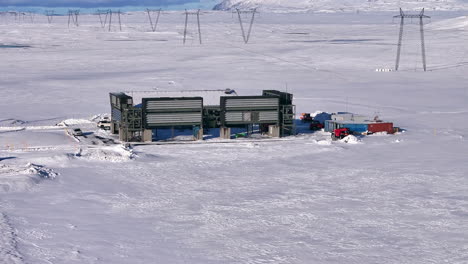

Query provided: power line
[26,11,35,23]
[235,8,257,44]
[68,9,80,28]
[183,9,202,45]
[146,8,162,32]
[45,10,55,24]
[393,8,430,71]
[96,9,111,29]
[107,10,123,32]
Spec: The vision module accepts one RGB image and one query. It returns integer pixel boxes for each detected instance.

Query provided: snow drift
[70,145,136,162]
[56,118,94,127]
[0,163,57,193]
[340,134,360,144]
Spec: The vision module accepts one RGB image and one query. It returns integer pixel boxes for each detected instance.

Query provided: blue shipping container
[341,123,369,133]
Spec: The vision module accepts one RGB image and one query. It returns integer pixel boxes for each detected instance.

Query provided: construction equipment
[309,120,324,131]
[332,128,350,140]
[300,113,313,122]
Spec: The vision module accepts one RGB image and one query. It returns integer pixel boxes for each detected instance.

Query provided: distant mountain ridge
[213,0,468,12]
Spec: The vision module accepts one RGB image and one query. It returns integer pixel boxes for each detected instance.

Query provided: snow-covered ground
[1,10,468,264]
[214,0,468,12]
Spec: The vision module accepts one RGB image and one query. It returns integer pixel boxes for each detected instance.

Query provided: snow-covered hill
[213,0,468,12]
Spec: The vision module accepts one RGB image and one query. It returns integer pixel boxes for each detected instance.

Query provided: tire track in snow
[0,213,24,264]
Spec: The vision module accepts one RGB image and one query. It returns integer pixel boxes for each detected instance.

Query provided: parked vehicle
[309,120,324,130]
[332,128,350,140]
[300,113,313,122]
[72,128,83,136]
[97,119,111,130]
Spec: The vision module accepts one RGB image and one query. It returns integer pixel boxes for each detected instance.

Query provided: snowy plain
[0,8,468,264]
[214,0,468,12]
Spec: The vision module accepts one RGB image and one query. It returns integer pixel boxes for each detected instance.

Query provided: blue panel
[112,107,122,122]
[341,123,368,133]
[324,120,334,132]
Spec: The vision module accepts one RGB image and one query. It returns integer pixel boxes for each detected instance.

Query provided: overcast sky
[0,0,220,8]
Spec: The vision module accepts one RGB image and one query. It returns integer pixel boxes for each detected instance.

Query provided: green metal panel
[220,96,280,126]
[142,97,203,129]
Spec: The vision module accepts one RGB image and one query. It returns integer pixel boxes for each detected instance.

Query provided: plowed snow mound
[0,163,58,193]
[72,145,136,162]
[56,118,94,127]
[0,213,24,264]
[24,163,58,179]
[340,135,360,144]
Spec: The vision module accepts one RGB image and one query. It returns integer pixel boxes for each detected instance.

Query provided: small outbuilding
[324,113,394,135]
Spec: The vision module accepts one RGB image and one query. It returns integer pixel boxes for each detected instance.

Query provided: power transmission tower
[183,9,202,45]
[14,11,31,23]
[45,10,55,24]
[393,8,430,71]
[14,12,21,22]
[146,8,161,32]
[235,8,257,44]
[108,10,122,32]
[9,11,18,22]
[27,11,35,23]
[68,10,80,27]
[96,9,111,29]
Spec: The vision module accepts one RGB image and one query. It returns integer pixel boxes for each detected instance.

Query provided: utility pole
[393,8,430,71]
[236,8,257,44]
[183,9,202,45]
[146,8,161,32]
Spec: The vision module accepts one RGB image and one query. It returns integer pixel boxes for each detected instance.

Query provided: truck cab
[332,128,350,140]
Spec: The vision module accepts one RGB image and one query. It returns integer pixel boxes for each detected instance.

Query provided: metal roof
[110,92,132,99]
[331,113,370,122]
[330,120,392,125]
[123,89,237,107]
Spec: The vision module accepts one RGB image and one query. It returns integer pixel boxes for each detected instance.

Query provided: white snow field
[1,9,468,264]
[214,0,468,12]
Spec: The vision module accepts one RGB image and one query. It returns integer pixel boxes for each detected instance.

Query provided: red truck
[332,128,350,140]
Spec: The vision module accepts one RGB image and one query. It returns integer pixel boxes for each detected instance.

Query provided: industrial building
[324,112,394,135]
[109,89,295,142]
